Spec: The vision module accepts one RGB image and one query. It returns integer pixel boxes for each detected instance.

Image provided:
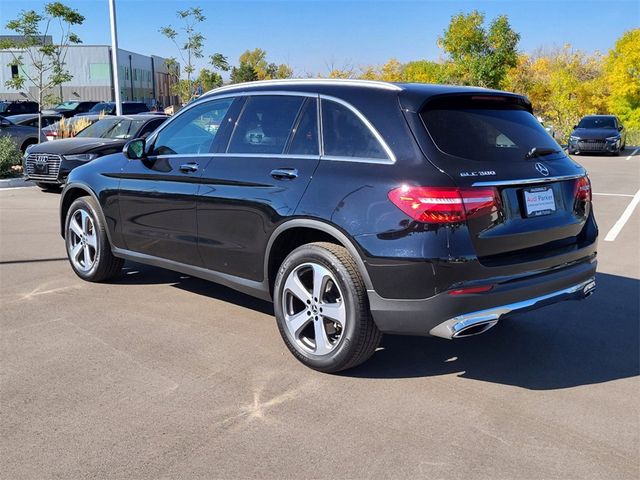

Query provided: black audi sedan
[58,79,597,372]
[568,115,626,155]
[24,114,167,190]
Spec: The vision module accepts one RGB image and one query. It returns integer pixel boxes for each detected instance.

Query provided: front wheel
[273,242,382,373]
[65,196,123,282]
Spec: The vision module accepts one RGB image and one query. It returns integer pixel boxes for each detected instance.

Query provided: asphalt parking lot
[1,150,639,479]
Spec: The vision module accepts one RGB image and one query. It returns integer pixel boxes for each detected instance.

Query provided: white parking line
[626,148,639,161]
[593,192,635,197]
[604,188,640,242]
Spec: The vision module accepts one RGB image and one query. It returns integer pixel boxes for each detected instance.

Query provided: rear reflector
[574,176,592,202]
[388,186,500,224]
[448,285,494,295]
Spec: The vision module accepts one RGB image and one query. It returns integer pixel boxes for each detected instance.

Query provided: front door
[197,94,321,282]
[118,97,237,265]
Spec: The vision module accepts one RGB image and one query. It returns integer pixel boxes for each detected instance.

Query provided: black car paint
[60,82,597,336]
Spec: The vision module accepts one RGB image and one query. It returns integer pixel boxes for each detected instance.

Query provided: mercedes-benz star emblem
[535,162,549,176]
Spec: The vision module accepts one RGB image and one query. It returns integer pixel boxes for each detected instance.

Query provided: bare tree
[1,1,85,140]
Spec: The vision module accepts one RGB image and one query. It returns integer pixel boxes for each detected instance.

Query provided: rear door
[118,97,237,265]
[197,94,321,281]
[415,94,590,261]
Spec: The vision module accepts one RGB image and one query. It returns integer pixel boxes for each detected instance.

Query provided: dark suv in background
[42,101,99,118]
[568,115,626,155]
[0,100,39,116]
[59,79,597,372]
[77,101,150,116]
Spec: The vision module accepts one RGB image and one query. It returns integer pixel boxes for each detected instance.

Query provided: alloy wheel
[68,208,98,272]
[281,262,346,356]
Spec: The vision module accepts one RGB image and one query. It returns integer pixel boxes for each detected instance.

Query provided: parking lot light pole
[108,0,122,116]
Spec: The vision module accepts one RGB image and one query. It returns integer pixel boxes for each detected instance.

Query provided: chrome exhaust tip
[451,319,499,338]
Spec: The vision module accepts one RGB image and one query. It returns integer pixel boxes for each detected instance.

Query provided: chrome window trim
[472,173,585,187]
[154,153,319,160]
[319,94,396,164]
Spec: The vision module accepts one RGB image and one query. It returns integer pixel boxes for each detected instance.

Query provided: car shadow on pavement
[115,262,274,316]
[346,272,639,389]
[113,265,638,390]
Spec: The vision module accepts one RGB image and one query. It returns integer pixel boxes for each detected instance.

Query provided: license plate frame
[34,163,49,175]
[523,186,556,217]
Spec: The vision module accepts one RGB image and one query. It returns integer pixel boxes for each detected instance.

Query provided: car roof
[6,113,60,120]
[582,114,615,119]
[88,114,166,121]
[200,78,530,112]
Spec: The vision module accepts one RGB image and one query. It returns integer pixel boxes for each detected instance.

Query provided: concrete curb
[0,177,35,189]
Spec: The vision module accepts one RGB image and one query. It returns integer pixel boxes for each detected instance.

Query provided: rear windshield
[421,96,561,162]
[577,117,615,129]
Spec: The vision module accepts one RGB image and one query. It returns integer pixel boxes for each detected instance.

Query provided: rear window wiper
[525,147,559,159]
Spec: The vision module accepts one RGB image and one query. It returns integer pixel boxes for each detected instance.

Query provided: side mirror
[573,125,578,129]
[618,125,624,131]
[123,138,146,160]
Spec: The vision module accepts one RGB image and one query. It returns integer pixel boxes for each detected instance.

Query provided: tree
[160,7,206,103]
[230,63,258,84]
[438,10,519,88]
[1,1,85,140]
[402,60,454,84]
[504,46,607,139]
[603,29,640,131]
[234,48,293,81]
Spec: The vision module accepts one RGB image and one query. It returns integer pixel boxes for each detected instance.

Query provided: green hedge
[0,136,23,178]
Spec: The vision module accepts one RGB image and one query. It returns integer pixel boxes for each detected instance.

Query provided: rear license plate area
[523,186,556,217]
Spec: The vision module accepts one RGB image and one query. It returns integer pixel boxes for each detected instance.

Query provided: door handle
[270,168,298,180]
[179,162,199,173]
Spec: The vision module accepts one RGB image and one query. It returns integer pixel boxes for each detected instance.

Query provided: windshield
[76,118,146,139]
[421,97,561,163]
[89,102,114,113]
[55,101,80,111]
[577,117,616,129]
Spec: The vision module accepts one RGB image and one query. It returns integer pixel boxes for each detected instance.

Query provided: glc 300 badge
[459,170,496,177]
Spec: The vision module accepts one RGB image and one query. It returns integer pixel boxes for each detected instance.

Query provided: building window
[125,68,129,80]
[10,65,19,79]
[89,63,110,81]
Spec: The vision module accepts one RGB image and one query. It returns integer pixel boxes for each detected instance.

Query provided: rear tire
[273,242,382,373]
[64,196,123,282]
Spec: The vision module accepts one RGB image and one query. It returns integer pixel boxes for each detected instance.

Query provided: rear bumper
[368,256,597,337]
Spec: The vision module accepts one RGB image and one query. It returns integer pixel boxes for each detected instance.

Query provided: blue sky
[1,0,638,75]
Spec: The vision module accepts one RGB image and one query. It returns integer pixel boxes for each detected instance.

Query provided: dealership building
[0,37,179,107]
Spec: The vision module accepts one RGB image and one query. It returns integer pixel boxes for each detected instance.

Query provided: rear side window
[421,96,561,163]
[286,98,319,155]
[228,95,304,155]
[321,99,387,159]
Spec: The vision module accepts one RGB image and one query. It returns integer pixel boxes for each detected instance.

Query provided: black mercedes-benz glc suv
[59,79,597,372]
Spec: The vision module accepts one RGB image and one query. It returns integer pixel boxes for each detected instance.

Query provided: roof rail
[202,78,403,97]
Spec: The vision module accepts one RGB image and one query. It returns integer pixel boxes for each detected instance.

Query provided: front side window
[227,95,305,155]
[321,99,388,159]
[151,98,233,155]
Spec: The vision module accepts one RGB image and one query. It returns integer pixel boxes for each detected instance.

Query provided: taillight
[387,186,500,224]
[448,285,494,295]
[574,176,591,203]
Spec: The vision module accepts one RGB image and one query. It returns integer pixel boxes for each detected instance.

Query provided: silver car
[0,116,47,152]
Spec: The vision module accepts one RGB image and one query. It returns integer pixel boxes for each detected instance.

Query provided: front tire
[273,242,382,373]
[65,196,123,282]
